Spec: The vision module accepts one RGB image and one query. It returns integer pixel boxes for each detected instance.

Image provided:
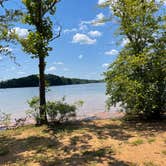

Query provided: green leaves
[20,0,60,58]
[104,0,166,119]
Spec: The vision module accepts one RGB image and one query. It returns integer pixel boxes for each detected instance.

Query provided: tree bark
[37,0,47,125]
[39,56,48,124]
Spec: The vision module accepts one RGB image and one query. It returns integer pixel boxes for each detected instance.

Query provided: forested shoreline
[0,74,101,89]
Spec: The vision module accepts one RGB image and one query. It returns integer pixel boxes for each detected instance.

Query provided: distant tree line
[0,74,101,89]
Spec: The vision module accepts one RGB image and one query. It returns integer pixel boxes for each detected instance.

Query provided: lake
[0,83,120,119]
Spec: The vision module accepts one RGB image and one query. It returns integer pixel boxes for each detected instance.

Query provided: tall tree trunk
[37,0,47,125]
[39,56,47,124]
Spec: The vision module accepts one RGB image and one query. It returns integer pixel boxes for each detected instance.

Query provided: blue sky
[0,0,132,80]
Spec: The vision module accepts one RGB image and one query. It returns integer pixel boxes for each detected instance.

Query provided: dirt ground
[0,119,166,166]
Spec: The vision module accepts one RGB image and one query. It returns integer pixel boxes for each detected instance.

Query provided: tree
[0,0,21,61]
[102,0,166,119]
[19,0,61,125]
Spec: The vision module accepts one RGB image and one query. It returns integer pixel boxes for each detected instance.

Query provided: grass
[147,138,156,143]
[0,145,9,156]
[162,150,166,155]
[0,119,165,166]
[131,139,144,146]
[144,161,157,166]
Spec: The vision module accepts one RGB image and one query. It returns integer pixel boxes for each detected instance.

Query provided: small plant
[47,97,83,124]
[0,111,11,128]
[27,96,84,124]
[143,161,157,166]
[0,145,9,156]
[15,117,27,127]
[147,138,156,144]
[26,97,40,124]
[162,150,166,155]
[131,139,144,146]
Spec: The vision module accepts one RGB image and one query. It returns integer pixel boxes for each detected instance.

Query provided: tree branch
[49,23,62,42]
[42,0,61,17]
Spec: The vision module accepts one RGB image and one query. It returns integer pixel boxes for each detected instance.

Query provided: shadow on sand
[0,118,166,165]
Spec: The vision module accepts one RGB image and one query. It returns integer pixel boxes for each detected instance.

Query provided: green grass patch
[147,138,156,143]
[131,139,144,146]
[0,145,9,156]
[162,150,166,155]
[144,161,157,166]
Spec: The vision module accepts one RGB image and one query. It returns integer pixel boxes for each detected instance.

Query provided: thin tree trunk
[39,56,47,124]
[37,0,47,125]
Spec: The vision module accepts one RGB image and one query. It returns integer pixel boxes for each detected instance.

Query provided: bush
[47,98,83,123]
[105,51,166,119]
[0,145,9,156]
[27,96,83,124]
[26,97,40,124]
[0,111,11,128]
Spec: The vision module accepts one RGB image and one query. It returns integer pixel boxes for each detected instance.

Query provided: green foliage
[47,98,78,123]
[143,161,157,166]
[27,97,40,124]
[0,145,9,156]
[162,150,166,155]
[27,96,84,124]
[147,138,156,143]
[104,0,166,119]
[0,74,101,89]
[0,111,11,127]
[18,0,61,124]
[0,0,22,58]
[20,0,60,58]
[131,139,144,146]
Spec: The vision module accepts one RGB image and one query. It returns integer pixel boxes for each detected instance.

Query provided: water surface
[0,83,119,118]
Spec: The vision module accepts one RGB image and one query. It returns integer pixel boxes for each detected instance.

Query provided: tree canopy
[103,0,166,119]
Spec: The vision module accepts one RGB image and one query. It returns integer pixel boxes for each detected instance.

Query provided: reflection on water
[0,83,119,118]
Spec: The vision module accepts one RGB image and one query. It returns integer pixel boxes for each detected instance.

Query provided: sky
[0,0,164,81]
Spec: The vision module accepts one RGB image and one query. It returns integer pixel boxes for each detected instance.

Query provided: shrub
[26,97,40,124]
[0,111,11,128]
[47,98,83,123]
[131,139,144,146]
[0,145,9,156]
[14,117,27,127]
[27,96,83,124]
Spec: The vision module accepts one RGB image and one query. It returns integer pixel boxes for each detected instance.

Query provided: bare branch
[49,23,62,42]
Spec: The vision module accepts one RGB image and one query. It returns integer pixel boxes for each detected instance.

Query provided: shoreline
[0,111,124,131]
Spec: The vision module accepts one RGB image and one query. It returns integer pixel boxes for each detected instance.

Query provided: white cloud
[105,49,118,56]
[80,13,105,28]
[78,54,84,59]
[92,13,105,26]
[54,62,64,65]
[98,0,107,5]
[63,28,77,34]
[72,33,96,45]
[121,38,129,47]
[47,66,56,72]
[102,63,109,68]
[11,27,29,39]
[88,31,102,37]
